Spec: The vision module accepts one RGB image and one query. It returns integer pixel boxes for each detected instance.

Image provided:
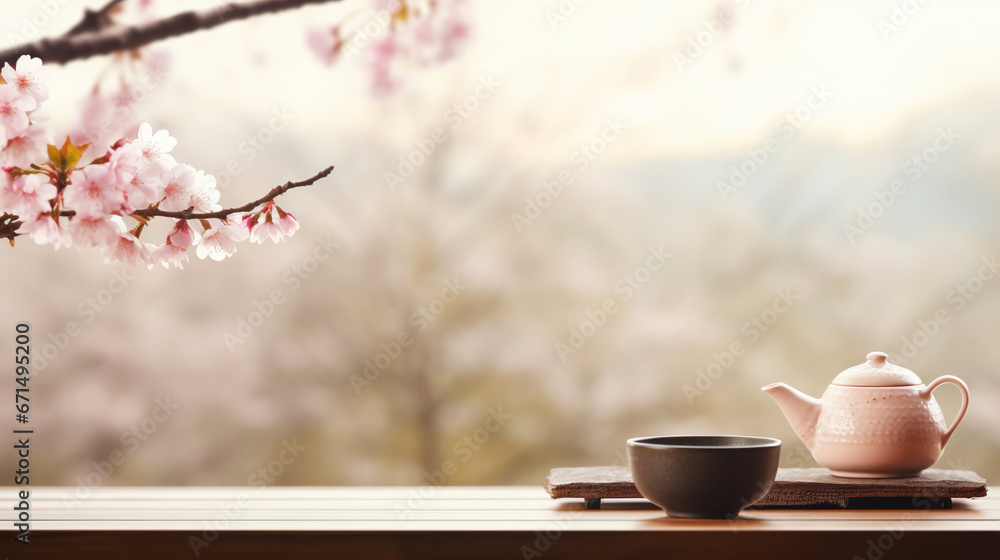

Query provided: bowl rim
[627,435,782,450]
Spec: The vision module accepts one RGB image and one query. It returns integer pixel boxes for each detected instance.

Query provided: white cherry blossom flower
[135,122,177,169]
[102,232,155,265]
[151,242,189,269]
[159,163,197,212]
[69,215,126,249]
[188,170,221,213]
[166,219,200,248]
[1,55,49,110]
[18,212,70,248]
[275,209,299,238]
[110,142,165,211]
[197,220,249,262]
[248,216,283,244]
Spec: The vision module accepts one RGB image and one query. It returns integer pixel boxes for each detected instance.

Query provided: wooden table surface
[3,486,998,558]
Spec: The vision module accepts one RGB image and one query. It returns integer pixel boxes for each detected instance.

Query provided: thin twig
[0,213,24,244]
[64,0,128,37]
[0,0,343,67]
[2,165,333,242]
[132,165,334,220]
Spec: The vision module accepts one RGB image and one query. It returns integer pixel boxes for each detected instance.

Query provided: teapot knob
[866,351,888,365]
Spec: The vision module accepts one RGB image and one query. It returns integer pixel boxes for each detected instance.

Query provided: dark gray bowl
[627,435,781,518]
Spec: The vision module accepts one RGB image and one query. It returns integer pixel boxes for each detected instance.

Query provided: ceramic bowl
[627,435,781,518]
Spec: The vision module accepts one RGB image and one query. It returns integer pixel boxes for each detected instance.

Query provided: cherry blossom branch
[2,165,333,243]
[132,164,335,220]
[0,0,344,67]
[64,0,128,37]
[0,213,24,245]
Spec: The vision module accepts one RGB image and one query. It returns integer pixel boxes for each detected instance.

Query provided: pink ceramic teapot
[762,351,969,478]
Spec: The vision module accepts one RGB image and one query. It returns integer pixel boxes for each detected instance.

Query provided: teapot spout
[762,382,822,452]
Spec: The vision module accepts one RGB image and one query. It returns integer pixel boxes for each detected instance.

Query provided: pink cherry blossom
[1,55,49,111]
[364,38,406,98]
[0,85,33,140]
[68,215,126,249]
[109,140,143,181]
[18,212,70,248]
[0,124,50,166]
[159,163,197,211]
[307,27,343,65]
[3,56,315,267]
[110,142,165,211]
[102,232,155,265]
[64,165,125,218]
[248,216,283,244]
[151,242,189,269]
[188,171,221,213]
[27,105,49,125]
[166,219,199,248]
[70,91,112,149]
[245,202,300,244]
[196,221,249,262]
[0,171,55,216]
[276,208,299,238]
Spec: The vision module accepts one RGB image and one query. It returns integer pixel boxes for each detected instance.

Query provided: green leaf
[47,144,63,169]
[64,143,83,169]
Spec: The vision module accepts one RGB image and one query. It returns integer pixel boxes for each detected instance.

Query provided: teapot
[762,351,969,478]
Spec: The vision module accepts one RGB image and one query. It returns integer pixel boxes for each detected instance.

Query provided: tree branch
[2,165,333,243]
[64,0,128,37]
[0,0,343,67]
[0,213,24,245]
[132,164,334,220]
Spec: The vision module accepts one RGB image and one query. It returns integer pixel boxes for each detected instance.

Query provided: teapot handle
[924,376,970,448]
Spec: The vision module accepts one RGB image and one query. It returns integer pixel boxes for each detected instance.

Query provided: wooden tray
[545,467,988,509]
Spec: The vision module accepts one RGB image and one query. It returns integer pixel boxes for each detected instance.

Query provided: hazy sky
[6,0,1000,168]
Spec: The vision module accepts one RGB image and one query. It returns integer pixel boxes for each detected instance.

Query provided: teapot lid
[831,351,922,387]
